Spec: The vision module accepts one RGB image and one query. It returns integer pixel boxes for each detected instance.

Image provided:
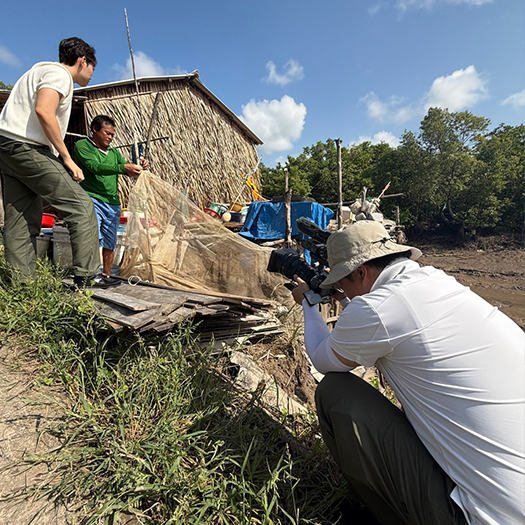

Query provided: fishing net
[119,171,289,302]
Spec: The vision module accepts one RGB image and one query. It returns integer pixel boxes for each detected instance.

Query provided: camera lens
[267,248,318,284]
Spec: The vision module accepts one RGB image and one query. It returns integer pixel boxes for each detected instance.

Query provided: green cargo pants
[0,136,100,280]
[315,372,468,525]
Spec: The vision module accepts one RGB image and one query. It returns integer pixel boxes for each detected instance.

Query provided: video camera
[267,217,334,306]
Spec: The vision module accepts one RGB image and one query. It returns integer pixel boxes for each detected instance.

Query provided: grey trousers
[0,136,100,279]
[315,372,468,525]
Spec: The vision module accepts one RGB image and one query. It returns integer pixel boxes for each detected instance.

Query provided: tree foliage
[0,81,13,90]
[260,108,523,234]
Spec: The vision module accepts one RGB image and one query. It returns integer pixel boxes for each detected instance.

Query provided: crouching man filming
[291,221,524,525]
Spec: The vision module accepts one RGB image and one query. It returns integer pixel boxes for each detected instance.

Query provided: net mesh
[119,171,289,302]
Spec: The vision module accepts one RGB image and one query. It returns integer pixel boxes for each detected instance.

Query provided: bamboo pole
[284,168,292,246]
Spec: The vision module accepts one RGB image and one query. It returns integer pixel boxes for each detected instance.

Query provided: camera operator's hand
[292,276,311,305]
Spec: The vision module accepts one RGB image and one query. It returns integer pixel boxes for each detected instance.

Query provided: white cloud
[362,66,488,123]
[396,0,492,11]
[239,95,307,155]
[501,89,525,109]
[0,44,20,67]
[360,92,419,123]
[113,51,187,80]
[352,131,400,148]
[264,59,304,86]
[424,65,488,111]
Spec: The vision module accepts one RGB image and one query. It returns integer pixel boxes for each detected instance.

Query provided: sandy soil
[0,339,77,524]
[0,239,523,523]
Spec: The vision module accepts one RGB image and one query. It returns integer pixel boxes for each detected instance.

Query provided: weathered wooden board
[90,288,161,311]
[106,283,221,306]
[64,277,281,337]
[148,306,198,332]
[94,300,162,329]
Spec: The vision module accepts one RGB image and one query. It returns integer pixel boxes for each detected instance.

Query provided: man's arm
[292,279,358,372]
[75,140,144,177]
[35,88,84,182]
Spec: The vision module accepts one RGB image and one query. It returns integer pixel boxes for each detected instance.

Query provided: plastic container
[42,213,57,228]
[52,226,73,268]
[36,235,51,258]
[229,202,243,212]
[207,203,228,215]
[203,207,221,220]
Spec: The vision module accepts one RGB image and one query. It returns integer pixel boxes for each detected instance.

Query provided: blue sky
[1,0,523,167]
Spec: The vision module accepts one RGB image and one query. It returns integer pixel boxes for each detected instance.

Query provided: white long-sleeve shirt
[302,258,525,525]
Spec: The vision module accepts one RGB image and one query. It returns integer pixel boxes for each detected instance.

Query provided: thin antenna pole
[336,138,343,228]
[124,8,144,142]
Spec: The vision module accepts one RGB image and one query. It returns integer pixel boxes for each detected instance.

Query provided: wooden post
[284,168,292,246]
[336,138,343,228]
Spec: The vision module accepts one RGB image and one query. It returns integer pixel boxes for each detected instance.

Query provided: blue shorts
[91,198,121,250]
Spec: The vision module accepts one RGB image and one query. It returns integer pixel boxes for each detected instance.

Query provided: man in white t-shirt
[292,220,525,525]
[0,37,119,288]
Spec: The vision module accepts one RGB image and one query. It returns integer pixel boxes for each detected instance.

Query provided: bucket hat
[320,220,422,289]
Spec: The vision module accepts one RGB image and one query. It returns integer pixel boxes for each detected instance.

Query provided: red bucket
[203,207,221,220]
[42,213,57,228]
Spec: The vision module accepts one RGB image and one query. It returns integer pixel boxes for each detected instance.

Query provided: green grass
[0,255,346,524]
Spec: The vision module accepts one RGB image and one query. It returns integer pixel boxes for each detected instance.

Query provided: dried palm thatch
[74,74,262,209]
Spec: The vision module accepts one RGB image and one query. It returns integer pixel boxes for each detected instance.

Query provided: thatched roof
[0,90,10,108]
[71,71,263,209]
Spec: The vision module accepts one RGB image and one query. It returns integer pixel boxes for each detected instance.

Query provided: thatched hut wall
[76,76,262,209]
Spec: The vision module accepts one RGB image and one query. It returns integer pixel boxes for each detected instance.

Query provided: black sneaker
[73,273,121,288]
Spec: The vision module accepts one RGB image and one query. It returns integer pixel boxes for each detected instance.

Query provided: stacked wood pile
[66,278,283,345]
[71,72,262,209]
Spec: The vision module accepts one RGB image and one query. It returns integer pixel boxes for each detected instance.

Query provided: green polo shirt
[74,138,127,205]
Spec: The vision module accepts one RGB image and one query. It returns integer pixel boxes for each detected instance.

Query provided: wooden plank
[112,276,275,307]
[160,296,190,315]
[90,288,161,311]
[93,300,162,329]
[194,305,230,316]
[105,320,125,332]
[148,306,197,333]
[108,282,222,306]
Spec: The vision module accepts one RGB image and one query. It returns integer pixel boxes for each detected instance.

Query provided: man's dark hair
[59,37,97,67]
[91,115,116,133]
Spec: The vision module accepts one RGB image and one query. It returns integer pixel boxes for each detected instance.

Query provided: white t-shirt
[329,259,525,525]
[0,62,73,156]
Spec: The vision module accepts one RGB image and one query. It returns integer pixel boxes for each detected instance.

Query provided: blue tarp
[239,201,334,240]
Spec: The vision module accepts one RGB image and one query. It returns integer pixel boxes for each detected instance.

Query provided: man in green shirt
[74,115,148,276]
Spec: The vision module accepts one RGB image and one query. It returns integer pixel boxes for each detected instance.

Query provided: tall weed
[0,256,345,524]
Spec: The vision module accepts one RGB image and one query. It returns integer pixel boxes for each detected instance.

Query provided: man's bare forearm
[35,88,84,181]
